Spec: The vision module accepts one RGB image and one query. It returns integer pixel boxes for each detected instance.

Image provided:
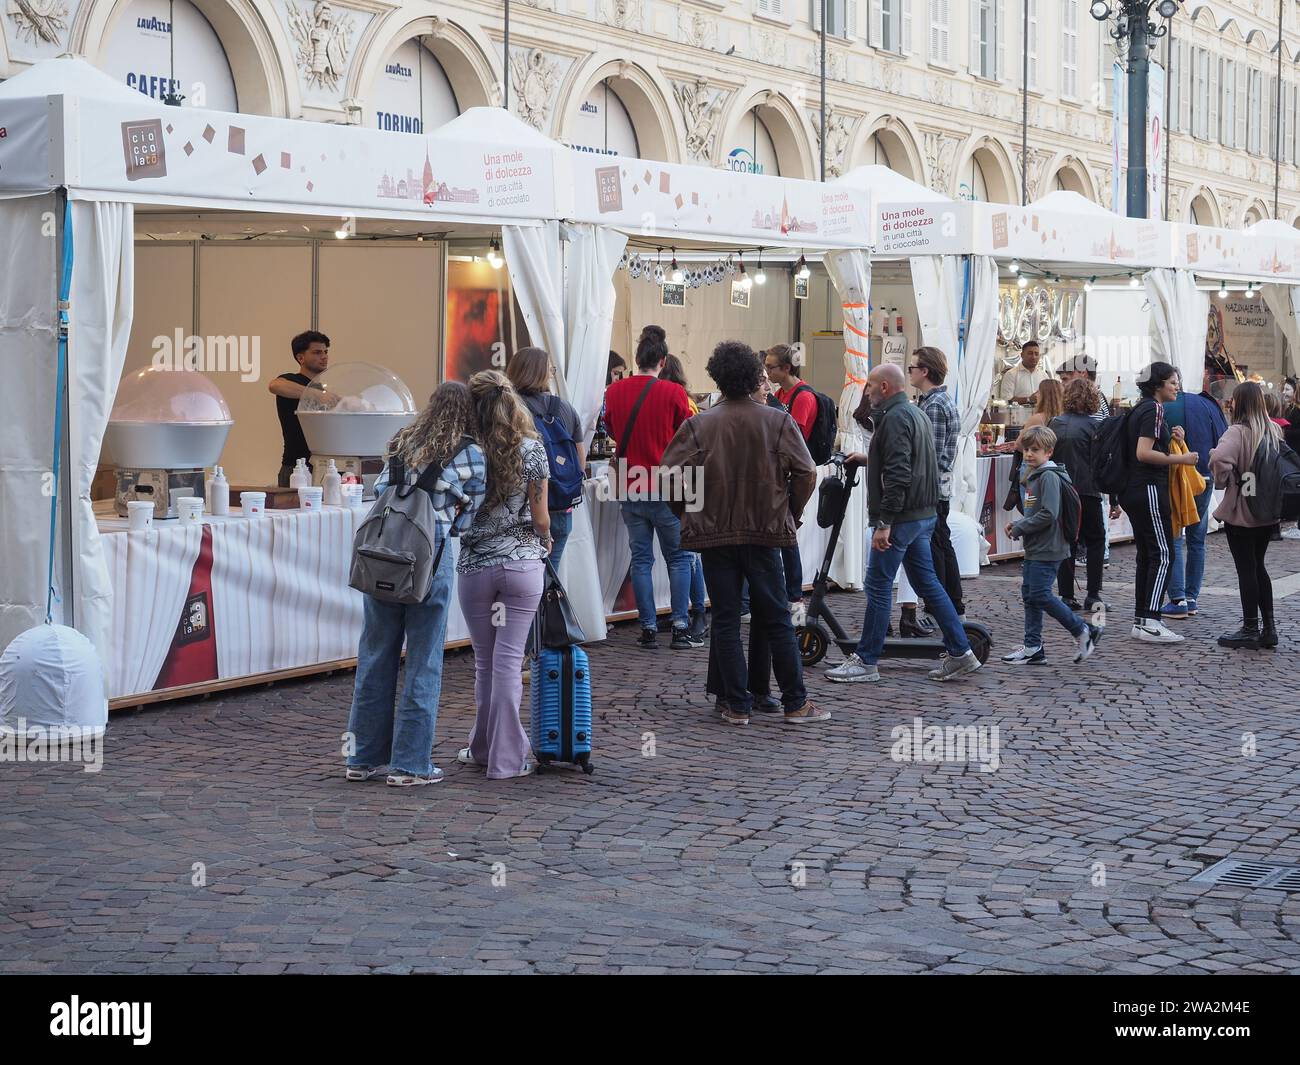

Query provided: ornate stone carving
[1013,147,1052,200]
[6,0,67,44]
[922,131,961,195]
[812,111,853,179]
[674,76,726,162]
[679,9,717,51]
[974,87,996,119]
[604,0,642,31]
[287,1,355,92]
[509,48,561,130]
[827,49,846,82]
[754,29,783,67]
[879,60,900,94]
[925,78,952,109]
[1098,165,1113,209]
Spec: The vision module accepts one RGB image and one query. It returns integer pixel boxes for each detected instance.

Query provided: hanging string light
[669,248,684,285]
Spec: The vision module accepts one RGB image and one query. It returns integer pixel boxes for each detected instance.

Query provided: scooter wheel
[964,624,992,665]
[796,623,830,667]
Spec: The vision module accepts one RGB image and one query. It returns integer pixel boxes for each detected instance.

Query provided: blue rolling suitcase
[529,645,594,775]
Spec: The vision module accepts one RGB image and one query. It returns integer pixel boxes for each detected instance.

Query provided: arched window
[370,38,461,135]
[102,0,239,111]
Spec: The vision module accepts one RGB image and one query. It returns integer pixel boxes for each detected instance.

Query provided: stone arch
[557,57,679,162]
[1187,186,1223,227]
[1242,198,1271,226]
[855,114,925,183]
[1043,153,1098,201]
[953,135,1017,203]
[72,0,296,117]
[348,14,496,125]
[719,88,814,179]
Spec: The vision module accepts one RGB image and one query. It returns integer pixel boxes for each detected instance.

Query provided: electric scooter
[795,454,993,668]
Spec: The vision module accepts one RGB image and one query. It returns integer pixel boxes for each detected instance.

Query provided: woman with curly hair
[345,381,487,787]
[1049,377,1106,612]
[456,370,552,779]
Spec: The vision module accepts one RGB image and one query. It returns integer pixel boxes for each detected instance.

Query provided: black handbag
[530,557,587,653]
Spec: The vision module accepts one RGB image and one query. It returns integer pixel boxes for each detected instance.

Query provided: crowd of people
[338,328,1297,784]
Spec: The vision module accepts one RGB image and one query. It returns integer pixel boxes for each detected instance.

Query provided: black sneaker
[670,627,701,650]
[1063,598,1083,612]
[637,628,658,650]
[750,694,783,714]
[688,609,710,640]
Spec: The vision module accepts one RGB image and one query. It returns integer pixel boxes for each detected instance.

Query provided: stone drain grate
[1191,858,1300,892]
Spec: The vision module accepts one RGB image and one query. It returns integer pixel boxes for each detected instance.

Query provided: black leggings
[1120,483,1173,622]
[1224,523,1275,623]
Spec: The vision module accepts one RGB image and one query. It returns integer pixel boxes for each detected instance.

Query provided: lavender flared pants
[457,559,544,779]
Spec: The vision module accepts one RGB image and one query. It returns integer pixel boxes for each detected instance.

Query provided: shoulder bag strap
[616,377,657,460]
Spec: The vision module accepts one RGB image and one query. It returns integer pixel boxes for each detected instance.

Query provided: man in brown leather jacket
[661,341,827,726]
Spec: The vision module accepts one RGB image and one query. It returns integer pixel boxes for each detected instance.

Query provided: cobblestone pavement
[3,537,1300,975]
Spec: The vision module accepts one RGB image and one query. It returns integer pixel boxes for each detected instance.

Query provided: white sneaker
[1001,644,1045,664]
[1283,527,1300,540]
[1132,620,1184,643]
[928,650,982,682]
[824,653,881,683]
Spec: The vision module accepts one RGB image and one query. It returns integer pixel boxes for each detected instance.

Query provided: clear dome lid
[110,367,233,424]
[297,362,416,416]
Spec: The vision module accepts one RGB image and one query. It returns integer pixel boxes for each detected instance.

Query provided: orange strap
[842,319,870,339]
[842,301,868,309]
[844,371,867,386]
[845,345,869,360]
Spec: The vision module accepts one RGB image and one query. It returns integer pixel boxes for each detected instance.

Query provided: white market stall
[0,57,600,707]
[869,188,1300,560]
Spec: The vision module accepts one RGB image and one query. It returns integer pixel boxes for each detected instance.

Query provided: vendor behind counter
[267,330,329,487]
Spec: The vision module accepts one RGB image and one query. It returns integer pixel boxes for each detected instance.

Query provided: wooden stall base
[109,638,474,711]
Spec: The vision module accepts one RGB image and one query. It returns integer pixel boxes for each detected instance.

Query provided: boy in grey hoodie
[1002,425,1102,665]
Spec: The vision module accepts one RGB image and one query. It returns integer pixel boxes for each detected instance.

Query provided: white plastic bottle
[322,459,342,505]
[289,458,311,490]
[209,466,230,516]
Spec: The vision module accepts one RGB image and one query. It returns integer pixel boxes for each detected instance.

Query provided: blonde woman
[456,370,551,779]
[1018,379,1064,442]
[345,382,486,787]
[1210,381,1283,650]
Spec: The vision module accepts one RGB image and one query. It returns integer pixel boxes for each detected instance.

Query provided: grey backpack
[349,451,456,604]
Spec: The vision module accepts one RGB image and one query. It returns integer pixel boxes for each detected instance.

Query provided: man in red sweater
[763,343,815,607]
[603,325,697,651]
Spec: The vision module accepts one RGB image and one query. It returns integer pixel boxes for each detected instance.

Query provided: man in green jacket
[827,363,982,684]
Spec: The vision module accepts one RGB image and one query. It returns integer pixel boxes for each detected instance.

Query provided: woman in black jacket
[1049,378,1106,613]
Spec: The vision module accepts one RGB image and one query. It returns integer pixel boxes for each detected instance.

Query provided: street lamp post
[1090,0,1181,219]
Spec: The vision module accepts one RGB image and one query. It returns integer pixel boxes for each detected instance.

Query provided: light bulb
[670,258,684,284]
[755,267,767,285]
[334,228,349,240]
[1128,275,1140,288]
[487,251,503,269]
[741,273,754,291]
[1009,260,1020,274]
[1017,274,1029,289]
[1218,284,1229,299]
[1084,278,1094,293]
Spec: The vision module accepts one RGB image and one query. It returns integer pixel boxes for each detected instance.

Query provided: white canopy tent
[0,57,587,663]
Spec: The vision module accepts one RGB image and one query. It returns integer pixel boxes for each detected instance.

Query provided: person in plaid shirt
[344,381,487,787]
[908,347,965,620]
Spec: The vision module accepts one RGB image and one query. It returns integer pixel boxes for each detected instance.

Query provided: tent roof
[1244,219,1300,239]
[431,106,563,151]
[833,165,946,203]
[1028,190,1115,218]
[0,55,145,105]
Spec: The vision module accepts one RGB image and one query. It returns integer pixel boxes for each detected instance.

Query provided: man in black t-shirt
[267,330,330,486]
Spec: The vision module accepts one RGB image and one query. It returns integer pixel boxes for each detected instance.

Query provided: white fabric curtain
[0,193,59,654]
[823,249,872,590]
[1261,283,1300,378]
[1144,268,1209,394]
[911,254,999,529]
[504,222,625,642]
[69,200,135,664]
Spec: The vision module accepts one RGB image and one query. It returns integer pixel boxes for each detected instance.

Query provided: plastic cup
[177,496,204,525]
[298,486,324,511]
[342,483,365,507]
[127,500,154,531]
[241,491,266,518]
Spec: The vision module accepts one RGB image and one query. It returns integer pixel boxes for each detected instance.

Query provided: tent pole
[55,188,75,628]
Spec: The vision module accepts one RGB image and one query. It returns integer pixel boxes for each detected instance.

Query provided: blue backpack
[532,394,585,511]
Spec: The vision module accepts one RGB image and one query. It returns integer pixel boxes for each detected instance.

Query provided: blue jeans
[855,516,970,665]
[346,546,453,777]
[688,552,706,613]
[780,544,803,602]
[1168,485,1214,602]
[620,500,691,631]
[1022,558,1085,648]
[549,508,573,570]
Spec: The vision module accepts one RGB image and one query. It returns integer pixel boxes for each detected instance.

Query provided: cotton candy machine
[104,367,233,518]
[296,362,416,498]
